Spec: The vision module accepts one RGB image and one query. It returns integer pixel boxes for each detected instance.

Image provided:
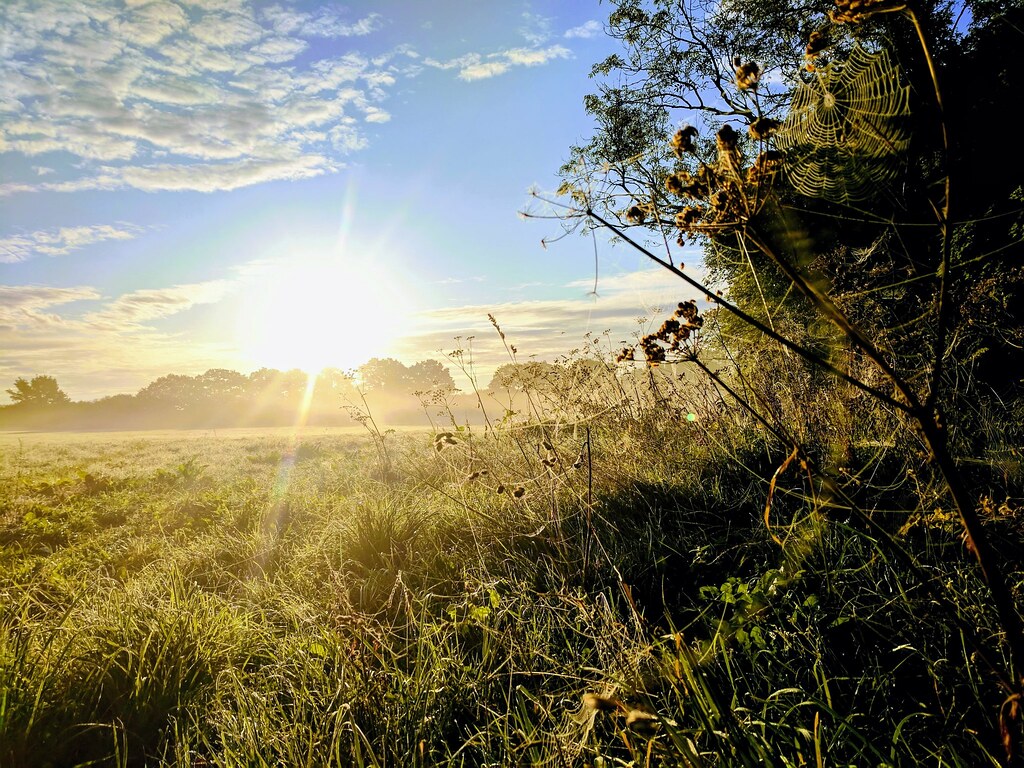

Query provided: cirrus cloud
[425,44,572,82]
[0,223,145,263]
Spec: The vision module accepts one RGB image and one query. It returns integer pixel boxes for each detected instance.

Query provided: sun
[235,255,410,375]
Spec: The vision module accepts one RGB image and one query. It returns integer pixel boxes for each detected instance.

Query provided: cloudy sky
[1,0,704,400]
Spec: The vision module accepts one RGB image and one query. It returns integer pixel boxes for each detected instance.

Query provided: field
[0,407,1020,766]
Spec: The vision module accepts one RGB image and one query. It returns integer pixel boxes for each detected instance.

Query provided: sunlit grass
[0,372,1019,766]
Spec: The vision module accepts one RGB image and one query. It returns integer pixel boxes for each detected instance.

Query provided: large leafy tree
[5,375,70,406]
[561,0,1023,419]
[358,358,455,393]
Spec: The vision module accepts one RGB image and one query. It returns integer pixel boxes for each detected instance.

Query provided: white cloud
[0,308,242,401]
[0,274,246,399]
[38,154,336,194]
[250,35,307,63]
[190,11,264,48]
[112,1,189,47]
[0,223,144,263]
[504,46,571,67]
[363,107,391,123]
[564,20,603,39]
[459,60,511,81]
[132,77,221,106]
[261,5,383,38]
[426,45,572,82]
[0,285,101,331]
[84,279,232,329]
[1,0,395,195]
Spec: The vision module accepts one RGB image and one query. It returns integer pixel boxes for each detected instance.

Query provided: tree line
[0,359,455,431]
[0,355,702,431]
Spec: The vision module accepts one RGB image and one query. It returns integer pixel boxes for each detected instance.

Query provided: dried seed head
[674,206,701,229]
[746,150,785,185]
[717,124,739,152]
[805,28,831,59]
[734,59,761,90]
[665,171,698,197]
[669,125,698,156]
[625,205,647,224]
[433,431,458,450]
[748,117,781,141]
[831,0,907,23]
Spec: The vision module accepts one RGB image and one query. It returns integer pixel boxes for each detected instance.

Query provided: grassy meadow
[1,367,1021,767]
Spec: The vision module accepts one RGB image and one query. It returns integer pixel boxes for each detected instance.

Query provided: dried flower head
[676,300,701,323]
[640,337,667,363]
[692,164,717,197]
[748,117,781,141]
[831,0,907,23]
[665,171,696,197]
[746,150,785,185]
[805,28,831,60]
[709,186,742,219]
[716,126,743,181]
[433,432,458,451]
[716,124,739,152]
[669,125,699,156]
[733,58,761,90]
[625,205,647,224]
[674,206,701,229]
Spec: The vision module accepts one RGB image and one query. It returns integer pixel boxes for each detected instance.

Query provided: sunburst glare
[235,254,411,375]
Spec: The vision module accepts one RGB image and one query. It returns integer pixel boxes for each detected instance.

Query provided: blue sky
[1,0,701,400]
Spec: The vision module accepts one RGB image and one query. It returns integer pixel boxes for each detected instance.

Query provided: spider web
[775,45,911,204]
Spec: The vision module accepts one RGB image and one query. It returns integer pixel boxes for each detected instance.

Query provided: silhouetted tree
[136,374,199,411]
[196,368,248,402]
[6,376,70,406]
[358,358,411,392]
[407,360,456,392]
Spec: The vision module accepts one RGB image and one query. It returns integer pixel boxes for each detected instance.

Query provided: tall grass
[0,360,1020,766]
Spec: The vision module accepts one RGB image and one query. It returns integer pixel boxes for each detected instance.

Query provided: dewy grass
[0,383,1019,766]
